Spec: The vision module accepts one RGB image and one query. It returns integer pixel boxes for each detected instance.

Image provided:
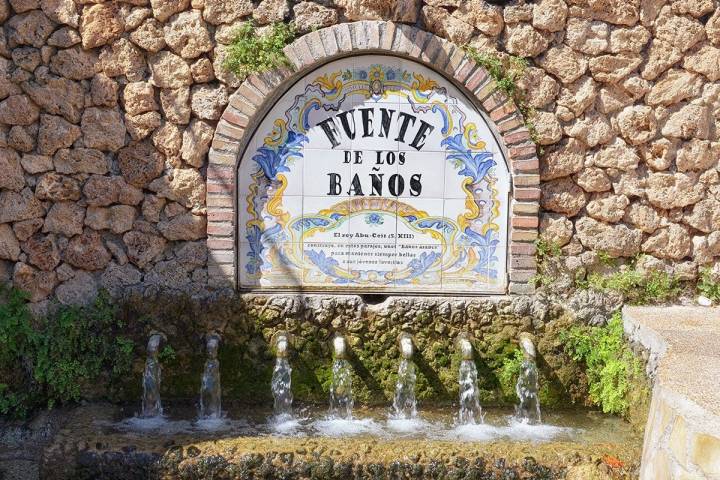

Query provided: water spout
[271,332,293,417]
[199,333,222,419]
[329,335,353,419]
[141,333,164,418]
[516,333,541,424]
[392,334,417,419]
[456,334,482,425]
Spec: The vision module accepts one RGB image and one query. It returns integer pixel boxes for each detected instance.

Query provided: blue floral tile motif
[365,213,384,226]
[238,56,510,292]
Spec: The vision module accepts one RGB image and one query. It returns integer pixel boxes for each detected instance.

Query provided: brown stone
[517,67,559,109]
[152,122,183,157]
[587,0,639,26]
[190,83,228,120]
[80,3,124,49]
[588,53,642,83]
[538,45,588,84]
[150,0,190,22]
[676,140,720,172]
[539,213,573,247]
[661,104,711,140]
[540,177,587,216]
[43,201,85,237]
[50,46,99,80]
[683,45,720,81]
[593,139,640,171]
[180,118,213,167]
[0,94,39,126]
[575,167,612,193]
[202,0,253,25]
[647,172,705,209]
[586,193,629,223]
[157,211,206,240]
[642,224,692,260]
[122,82,158,116]
[64,230,112,271]
[293,1,338,32]
[38,114,81,156]
[126,111,162,141]
[99,38,147,82]
[13,218,43,242]
[41,0,78,27]
[83,175,120,207]
[160,87,191,124]
[0,224,20,261]
[646,69,704,106]
[20,154,53,174]
[640,139,676,171]
[422,6,474,45]
[540,138,585,181]
[164,10,212,59]
[129,18,166,53]
[532,0,567,32]
[624,202,661,233]
[504,23,550,58]
[0,189,44,223]
[54,148,109,175]
[123,230,166,267]
[21,75,85,124]
[6,11,55,48]
[617,105,657,146]
[609,25,650,53]
[13,262,57,302]
[575,216,642,257]
[142,194,165,223]
[149,51,192,89]
[253,0,289,24]
[22,234,60,271]
[655,12,706,52]
[81,108,127,152]
[85,205,137,234]
[0,148,24,191]
[148,167,205,210]
[90,74,119,108]
[35,172,81,202]
[190,57,214,83]
[453,0,503,35]
[641,40,682,81]
[564,18,608,55]
[118,140,165,188]
[556,76,597,118]
[55,270,98,306]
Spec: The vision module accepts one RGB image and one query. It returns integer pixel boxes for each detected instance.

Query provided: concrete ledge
[623,306,720,480]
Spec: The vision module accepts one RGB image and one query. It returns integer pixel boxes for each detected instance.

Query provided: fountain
[141,333,164,418]
[329,335,353,419]
[199,333,222,419]
[271,332,293,417]
[456,334,483,425]
[515,333,541,425]
[391,333,417,419]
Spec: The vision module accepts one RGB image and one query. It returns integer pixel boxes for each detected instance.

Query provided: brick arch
[207,21,539,294]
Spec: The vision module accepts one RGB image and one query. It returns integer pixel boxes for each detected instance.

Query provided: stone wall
[0,0,718,305]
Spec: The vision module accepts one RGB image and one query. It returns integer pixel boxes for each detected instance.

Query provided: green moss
[560,312,650,417]
[223,22,295,78]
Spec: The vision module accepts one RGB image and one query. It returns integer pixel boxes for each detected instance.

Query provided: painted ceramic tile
[236,55,511,293]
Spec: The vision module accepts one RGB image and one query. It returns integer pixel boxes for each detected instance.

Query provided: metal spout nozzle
[519,333,536,361]
[333,335,348,360]
[398,333,414,359]
[456,334,473,361]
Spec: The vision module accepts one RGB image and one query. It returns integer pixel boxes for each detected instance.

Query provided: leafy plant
[497,348,523,399]
[698,268,720,302]
[462,46,539,146]
[561,312,645,415]
[0,286,136,417]
[224,21,296,78]
[586,268,680,305]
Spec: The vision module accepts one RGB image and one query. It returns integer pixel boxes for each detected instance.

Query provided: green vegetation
[561,312,647,416]
[462,46,540,146]
[224,22,296,78]
[0,285,136,418]
[698,268,720,303]
[581,263,681,305]
[497,348,523,399]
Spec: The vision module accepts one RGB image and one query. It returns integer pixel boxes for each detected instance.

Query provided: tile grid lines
[208,21,540,294]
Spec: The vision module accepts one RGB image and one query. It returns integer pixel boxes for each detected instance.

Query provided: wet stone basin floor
[31,403,641,479]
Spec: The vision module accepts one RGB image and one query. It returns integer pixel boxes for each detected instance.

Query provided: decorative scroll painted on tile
[237,55,510,293]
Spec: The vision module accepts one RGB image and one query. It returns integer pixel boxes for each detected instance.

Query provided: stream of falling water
[392,358,417,419]
[516,358,542,424]
[329,359,353,419]
[141,337,162,418]
[272,357,293,417]
[458,359,483,425]
[199,351,221,419]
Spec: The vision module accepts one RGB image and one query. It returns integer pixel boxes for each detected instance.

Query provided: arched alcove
[207,21,539,295]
